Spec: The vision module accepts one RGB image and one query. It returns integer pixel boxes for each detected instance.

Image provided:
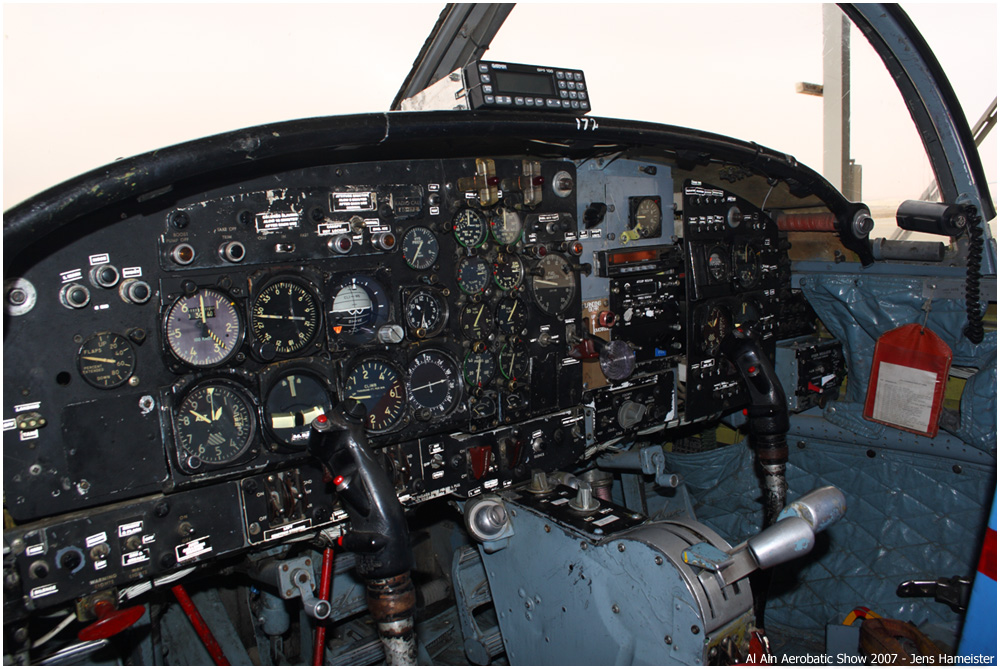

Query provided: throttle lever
[308,402,412,580]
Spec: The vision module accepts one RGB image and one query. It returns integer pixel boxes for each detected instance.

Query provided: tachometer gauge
[701,305,730,355]
[496,296,527,336]
[498,342,529,381]
[732,241,761,289]
[490,208,523,245]
[460,302,494,341]
[77,332,135,389]
[328,275,389,345]
[462,350,496,388]
[263,371,334,447]
[404,288,447,338]
[453,209,488,249]
[457,256,491,295]
[175,383,255,465]
[250,279,320,355]
[706,247,729,283]
[407,350,461,416]
[493,253,524,291]
[530,254,577,316]
[401,226,439,270]
[344,359,406,433]
[164,288,244,368]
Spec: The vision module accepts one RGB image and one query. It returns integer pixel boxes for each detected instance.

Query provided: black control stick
[720,327,789,524]
[309,401,417,664]
[719,327,790,633]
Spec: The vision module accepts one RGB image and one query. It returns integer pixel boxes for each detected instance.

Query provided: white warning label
[331,191,376,212]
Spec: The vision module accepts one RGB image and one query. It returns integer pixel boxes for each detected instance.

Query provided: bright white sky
[3,3,996,214]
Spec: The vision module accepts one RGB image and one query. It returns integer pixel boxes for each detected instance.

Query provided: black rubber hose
[963,207,985,345]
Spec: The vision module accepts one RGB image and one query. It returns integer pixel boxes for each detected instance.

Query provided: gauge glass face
[734,298,761,329]
[732,241,761,289]
[631,197,662,238]
[707,247,729,282]
[457,256,491,295]
[530,254,577,316]
[453,209,488,249]
[496,296,527,336]
[460,302,494,341]
[493,254,524,291]
[503,392,527,413]
[462,350,496,388]
[345,359,406,433]
[77,332,135,389]
[329,276,389,345]
[401,227,439,270]
[471,392,497,419]
[404,289,447,338]
[701,306,730,355]
[165,288,243,367]
[175,384,254,465]
[499,343,529,381]
[251,279,320,355]
[264,372,334,447]
[407,351,461,415]
[490,208,523,245]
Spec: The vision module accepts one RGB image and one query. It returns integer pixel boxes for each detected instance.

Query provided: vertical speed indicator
[344,359,407,433]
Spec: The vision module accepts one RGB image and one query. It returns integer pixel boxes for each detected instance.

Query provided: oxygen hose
[963,206,985,345]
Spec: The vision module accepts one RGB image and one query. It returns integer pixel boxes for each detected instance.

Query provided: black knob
[59,550,82,571]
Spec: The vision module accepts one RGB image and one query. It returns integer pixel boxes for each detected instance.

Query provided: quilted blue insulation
[660,440,994,633]
[799,274,996,455]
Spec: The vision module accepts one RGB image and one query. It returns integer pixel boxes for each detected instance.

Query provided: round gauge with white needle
[453,209,489,249]
[407,350,461,415]
[462,350,496,388]
[496,296,527,336]
[77,332,135,389]
[344,359,406,433]
[164,288,244,368]
[404,288,447,338]
[174,383,255,465]
[263,371,334,447]
[250,278,320,356]
[530,254,577,316]
[460,301,494,341]
[401,226,439,270]
[490,208,523,245]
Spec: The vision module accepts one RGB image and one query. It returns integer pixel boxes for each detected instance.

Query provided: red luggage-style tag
[863,323,952,438]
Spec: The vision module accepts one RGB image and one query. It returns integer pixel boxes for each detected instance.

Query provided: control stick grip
[308,401,412,579]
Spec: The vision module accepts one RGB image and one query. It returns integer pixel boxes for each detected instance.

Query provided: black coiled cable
[963,206,985,344]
